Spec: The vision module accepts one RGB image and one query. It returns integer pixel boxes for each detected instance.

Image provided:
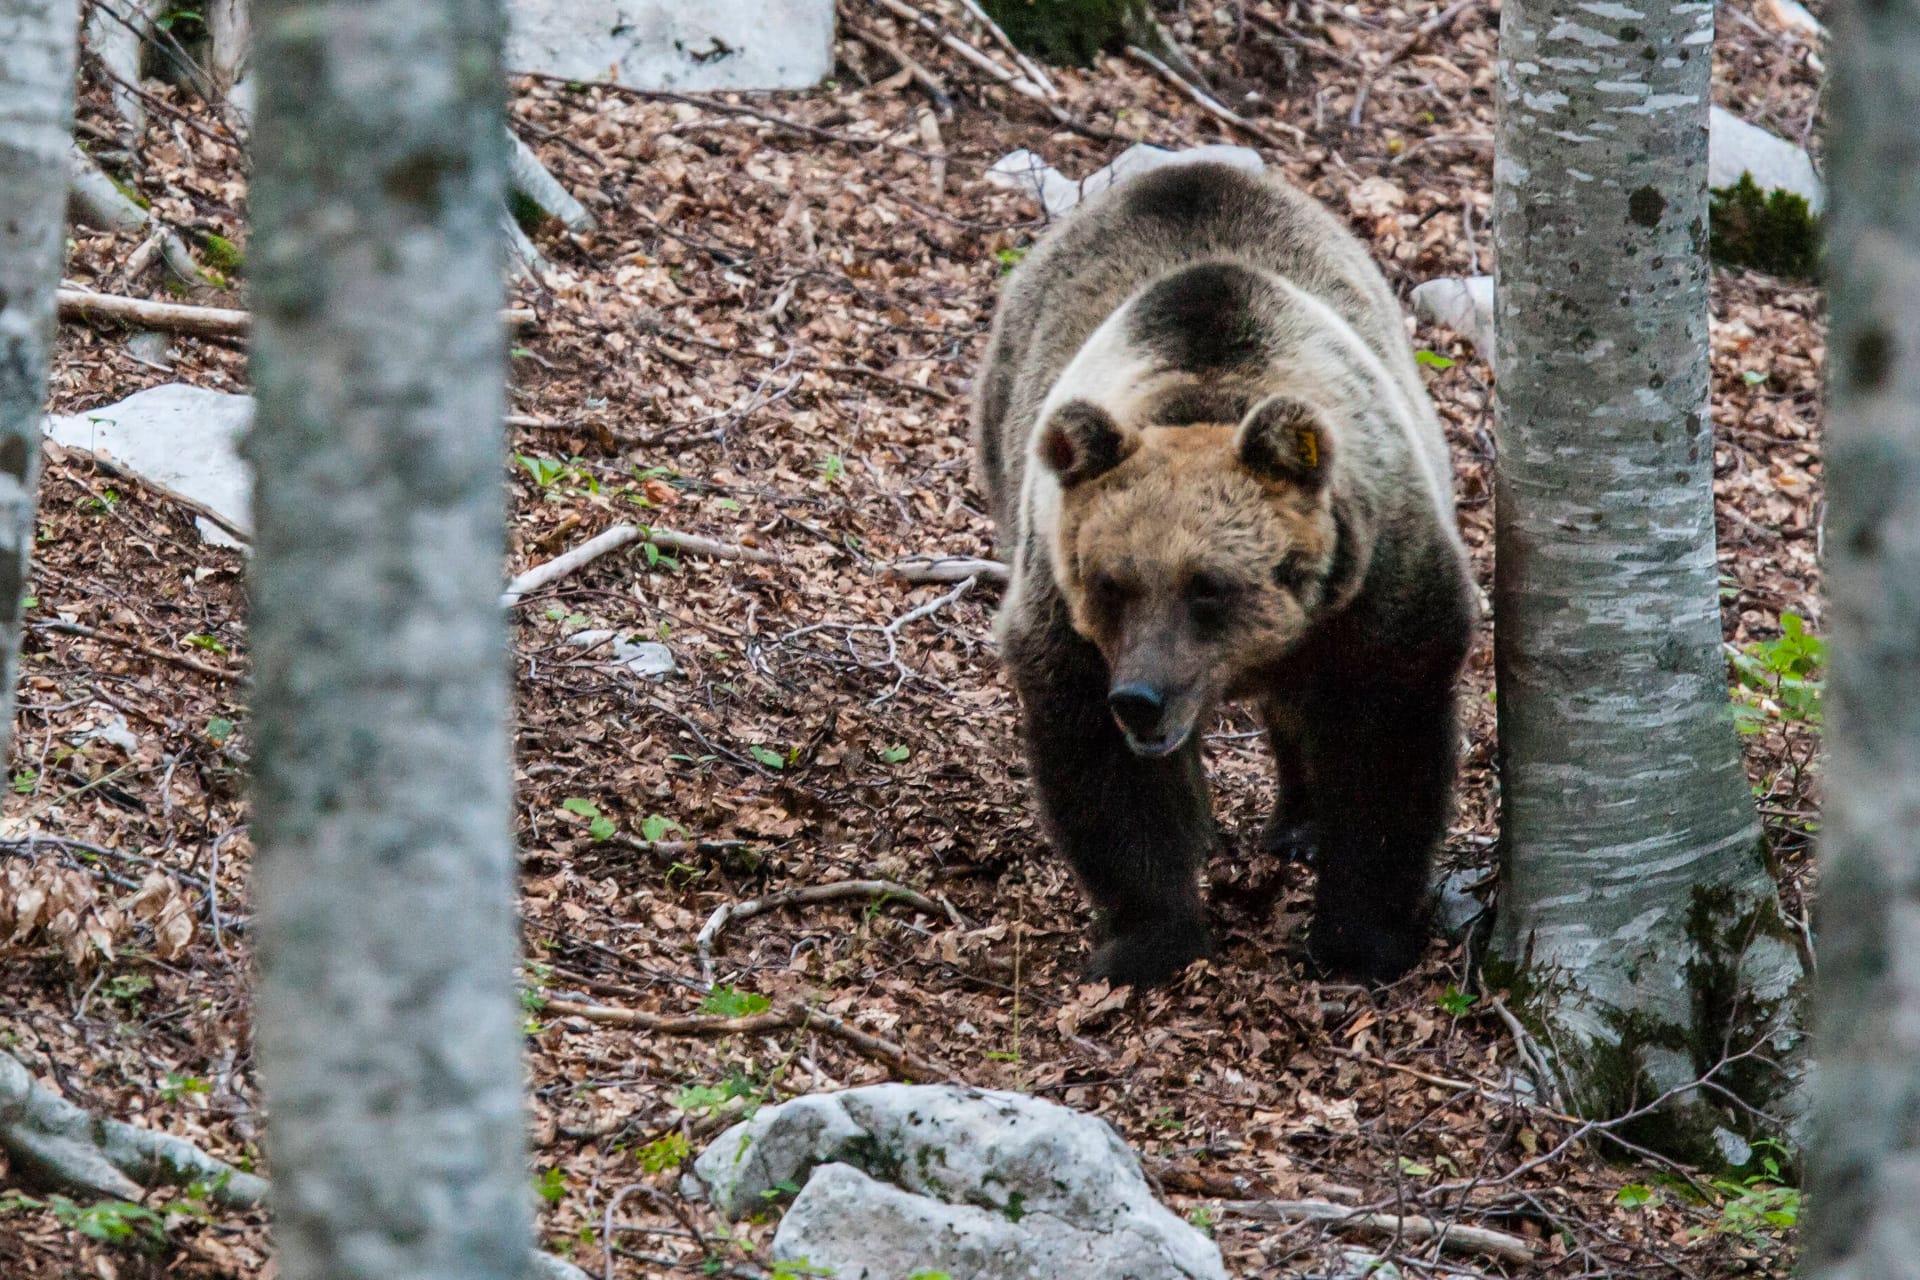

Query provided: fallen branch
[2,1050,593,1277]
[507,128,596,234]
[888,554,1008,586]
[0,1050,267,1208]
[951,0,1059,98]
[66,144,201,282]
[545,997,950,1082]
[1217,1198,1536,1265]
[1350,0,1480,127]
[868,0,1046,102]
[816,358,953,402]
[1126,45,1302,146]
[34,620,240,682]
[695,879,966,987]
[501,524,777,607]
[50,439,252,544]
[844,20,954,109]
[779,575,977,703]
[56,288,537,338]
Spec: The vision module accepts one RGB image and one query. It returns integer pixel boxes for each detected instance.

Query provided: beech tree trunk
[246,2,532,1278]
[1801,0,1920,1269]
[0,0,75,747]
[1488,0,1806,1151]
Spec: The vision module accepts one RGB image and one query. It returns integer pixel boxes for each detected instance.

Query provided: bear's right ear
[1036,400,1137,488]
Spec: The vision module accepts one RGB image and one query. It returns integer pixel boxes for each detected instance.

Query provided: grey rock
[690,1084,1225,1280]
[505,0,833,92]
[565,629,678,680]
[988,143,1265,220]
[1709,107,1824,212]
[126,332,175,369]
[1334,1249,1405,1280]
[74,706,140,756]
[1411,275,1493,355]
[44,384,253,550]
[1431,868,1491,942]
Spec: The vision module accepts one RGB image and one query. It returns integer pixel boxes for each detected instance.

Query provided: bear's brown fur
[974,162,1473,986]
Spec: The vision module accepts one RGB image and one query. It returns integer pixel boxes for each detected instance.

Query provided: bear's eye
[1088,572,1131,613]
[1185,572,1238,631]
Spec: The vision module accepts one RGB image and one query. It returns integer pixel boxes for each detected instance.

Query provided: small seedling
[701,986,771,1018]
[639,814,686,843]
[880,743,911,764]
[1436,984,1477,1016]
[638,1132,691,1174]
[1415,349,1456,371]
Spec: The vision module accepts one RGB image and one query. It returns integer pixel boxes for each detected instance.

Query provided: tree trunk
[1801,0,1920,1270]
[1488,0,1806,1154]
[246,3,532,1278]
[0,1,76,750]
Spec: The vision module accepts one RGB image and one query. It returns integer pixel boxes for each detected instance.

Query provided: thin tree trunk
[1801,0,1920,1269]
[1489,0,1806,1152]
[247,3,532,1278]
[0,0,76,752]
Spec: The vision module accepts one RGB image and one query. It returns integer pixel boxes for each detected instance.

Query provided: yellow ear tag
[1295,425,1320,470]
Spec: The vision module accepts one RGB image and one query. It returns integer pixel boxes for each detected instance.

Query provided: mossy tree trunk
[980,0,1152,67]
[247,2,533,1277]
[1489,0,1807,1155]
[0,0,75,757]
[1801,0,1920,1269]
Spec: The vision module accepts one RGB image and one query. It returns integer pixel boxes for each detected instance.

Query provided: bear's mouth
[1121,724,1192,758]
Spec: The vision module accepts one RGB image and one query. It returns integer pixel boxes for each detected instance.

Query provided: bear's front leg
[1303,669,1461,983]
[1259,709,1318,864]
[1005,606,1214,988]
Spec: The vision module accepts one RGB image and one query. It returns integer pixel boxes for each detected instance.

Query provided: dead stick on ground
[501,524,778,607]
[53,442,251,544]
[545,997,951,1082]
[950,0,1060,98]
[695,879,966,987]
[888,554,1008,586]
[1126,45,1303,146]
[1217,1199,1536,1265]
[844,20,953,108]
[1350,0,1480,126]
[57,288,536,338]
[34,620,240,682]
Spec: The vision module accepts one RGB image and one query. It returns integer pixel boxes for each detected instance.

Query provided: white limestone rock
[564,629,678,680]
[1411,274,1493,355]
[690,1084,1226,1280]
[987,143,1265,219]
[1709,106,1824,212]
[505,0,833,92]
[44,385,253,550]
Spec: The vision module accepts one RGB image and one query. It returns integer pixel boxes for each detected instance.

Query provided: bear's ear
[1235,394,1332,490]
[1036,399,1136,487]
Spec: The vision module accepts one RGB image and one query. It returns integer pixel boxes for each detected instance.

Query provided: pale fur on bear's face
[1040,395,1341,757]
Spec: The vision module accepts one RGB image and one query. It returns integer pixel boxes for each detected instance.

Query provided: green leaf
[206,717,235,744]
[184,632,227,654]
[638,1132,691,1173]
[639,814,686,842]
[588,816,616,842]
[749,745,785,770]
[1414,349,1456,370]
[1396,1156,1434,1177]
[1616,1182,1657,1209]
[1435,984,1476,1016]
[702,986,772,1018]
[561,797,600,818]
[880,743,911,764]
[533,1166,566,1205]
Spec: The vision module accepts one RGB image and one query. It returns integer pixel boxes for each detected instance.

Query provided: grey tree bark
[1801,0,1920,1271]
[0,0,74,750]
[247,2,533,1278]
[1488,0,1806,1151]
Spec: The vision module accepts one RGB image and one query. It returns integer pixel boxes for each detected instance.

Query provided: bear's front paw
[1085,924,1213,988]
[1259,815,1320,864]
[1306,916,1424,984]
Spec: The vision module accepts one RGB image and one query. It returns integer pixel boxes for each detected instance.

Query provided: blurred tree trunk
[1489,0,1807,1154]
[1801,0,1920,1270]
[247,2,532,1278]
[0,0,75,747]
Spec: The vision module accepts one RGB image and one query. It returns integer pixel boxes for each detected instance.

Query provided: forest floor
[0,0,1826,1276]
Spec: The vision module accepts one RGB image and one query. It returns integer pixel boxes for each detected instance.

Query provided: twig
[507,127,597,234]
[1490,996,1567,1113]
[844,20,954,108]
[34,620,240,682]
[868,0,1044,100]
[950,0,1060,98]
[816,359,953,402]
[1125,45,1300,147]
[56,288,537,338]
[695,878,966,987]
[779,575,977,703]
[544,997,950,1082]
[1216,1198,1536,1264]
[1350,0,1480,127]
[501,524,778,607]
[887,554,1008,585]
[50,439,251,543]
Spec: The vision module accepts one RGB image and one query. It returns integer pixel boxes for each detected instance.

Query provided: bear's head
[1037,393,1352,758]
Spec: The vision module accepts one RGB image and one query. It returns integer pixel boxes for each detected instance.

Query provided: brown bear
[973,161,1473,987]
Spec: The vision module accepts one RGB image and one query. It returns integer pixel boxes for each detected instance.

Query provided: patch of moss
[1709,174,1821,280]
[508,188,550,237]
[199,232,244,275]
[110,177,152,212]
[979,0,1151,66]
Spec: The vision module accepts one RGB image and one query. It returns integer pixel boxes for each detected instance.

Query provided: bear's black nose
[1108,684,1166,738]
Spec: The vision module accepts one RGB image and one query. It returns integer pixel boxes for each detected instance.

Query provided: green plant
[560,797,616,841]
[1700,1142,1799,1243]
[206,717,235,745]
[673,1071,763,1117]
[1436,984,1477,1016]
[159,1072,210,1104]
[639,814,686,843]
[638,1131,691,1174]
[1186,1205,1218,1235]
[749,745,787,770]
[48,1195,168,1250]
[880,743,911,764]
[1730,612,1825,733]
[817,454,846,485]
[769,1260,832,1280]
[533,1166,567,1205]
[994,246,1028,273]
[1414,349,1456,371]
[184,632,228,654]
[701,986,771,1018]
[1709,174,1821,280]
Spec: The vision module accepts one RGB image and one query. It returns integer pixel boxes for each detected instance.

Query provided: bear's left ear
[1235,394,1332,490]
